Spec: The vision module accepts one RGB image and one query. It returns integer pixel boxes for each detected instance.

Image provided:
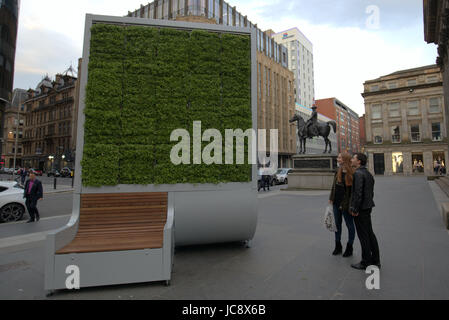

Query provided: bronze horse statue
[289,114,337,154]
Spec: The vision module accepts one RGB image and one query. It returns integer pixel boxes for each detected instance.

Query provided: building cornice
[362,81,443,98]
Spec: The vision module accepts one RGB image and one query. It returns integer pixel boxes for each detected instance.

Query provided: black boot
[332,241,343,256]
[343,243,353,258]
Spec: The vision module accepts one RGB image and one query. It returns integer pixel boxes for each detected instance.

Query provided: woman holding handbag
[329,152,356,257]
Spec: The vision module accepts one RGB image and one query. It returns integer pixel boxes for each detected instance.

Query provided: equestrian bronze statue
[289,106,337,154]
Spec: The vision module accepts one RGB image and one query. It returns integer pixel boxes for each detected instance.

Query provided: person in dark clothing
[20,167,28,185]
[350,153,380,270]
[329,152,356,257]
[23,172,43,223]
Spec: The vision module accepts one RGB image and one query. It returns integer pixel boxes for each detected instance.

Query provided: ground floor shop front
[366,142,448,176]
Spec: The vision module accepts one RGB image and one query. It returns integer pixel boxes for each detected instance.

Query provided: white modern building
[272,27,315,109]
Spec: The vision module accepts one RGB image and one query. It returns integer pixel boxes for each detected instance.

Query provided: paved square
[0,176,448,299]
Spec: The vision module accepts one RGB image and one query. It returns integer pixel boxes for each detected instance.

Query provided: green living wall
[82,23,252,187]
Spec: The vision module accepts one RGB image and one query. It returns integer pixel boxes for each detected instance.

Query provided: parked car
[0,181,27,223]
[30,168,43,176]
[60,167,73,178]
[275,168,293,185]
[47,169,61,177]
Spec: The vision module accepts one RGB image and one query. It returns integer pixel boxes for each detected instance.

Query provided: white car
[0,182,27,223]
[275,168,293,185]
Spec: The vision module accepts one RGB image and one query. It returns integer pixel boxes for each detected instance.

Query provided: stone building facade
[362,65,447,176]
[128,0,297,168]
[22,71,78,172]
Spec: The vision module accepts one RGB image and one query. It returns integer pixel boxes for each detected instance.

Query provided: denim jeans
[333,204,355,245]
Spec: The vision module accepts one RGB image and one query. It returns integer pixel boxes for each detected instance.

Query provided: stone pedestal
[286,155,337,191]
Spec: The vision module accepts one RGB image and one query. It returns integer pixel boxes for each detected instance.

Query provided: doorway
[373,153,385,175]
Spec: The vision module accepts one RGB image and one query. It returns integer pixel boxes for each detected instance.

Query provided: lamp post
[48,155,54,171]
[12,104,21,183]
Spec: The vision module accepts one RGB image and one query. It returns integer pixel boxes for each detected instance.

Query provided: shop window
[410,124,420,142]
[408,100,420,116]
[433,152,446,175]
[429,98,440,113]
[432,123,442,141]
[392,152,404,174]
[391,126,401,143]
[412,154,424,174]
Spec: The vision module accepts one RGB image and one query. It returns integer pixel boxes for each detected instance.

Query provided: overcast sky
[14,0,437,115]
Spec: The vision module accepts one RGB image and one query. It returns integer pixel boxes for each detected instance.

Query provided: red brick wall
[315,98,337,121]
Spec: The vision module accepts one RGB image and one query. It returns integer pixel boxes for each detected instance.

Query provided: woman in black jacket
[329,152,356,257]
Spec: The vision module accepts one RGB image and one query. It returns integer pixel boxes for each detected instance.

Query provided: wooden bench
[56,193,168,254]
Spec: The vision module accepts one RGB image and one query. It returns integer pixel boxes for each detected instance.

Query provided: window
[407,79,417,86]
[392,152,404,174]
[427,75,438,83]
[372,104,382,119]
[388,102,400,117]
[410,125,420,142]
[373,128,383,144]
[387,82,397,89]
[429,97,440,113]
[370,85,379,92]
[408,100,420,116]
[391,126,401,143]
[223,2,228,25]
[432,123,442,141]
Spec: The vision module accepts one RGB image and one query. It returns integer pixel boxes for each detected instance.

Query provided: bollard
[54,177,57,190]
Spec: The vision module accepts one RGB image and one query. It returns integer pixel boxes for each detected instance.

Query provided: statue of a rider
[304,105,319,139]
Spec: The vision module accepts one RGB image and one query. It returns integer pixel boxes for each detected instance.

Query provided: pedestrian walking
[434,160,440,175]
[329,152,356,258]
[350,153,380,270]
[20,167,28,186]
[24,172,43,223]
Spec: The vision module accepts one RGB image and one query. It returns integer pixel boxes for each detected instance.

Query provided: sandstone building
[22,69,78,171]
[362,65,447,176]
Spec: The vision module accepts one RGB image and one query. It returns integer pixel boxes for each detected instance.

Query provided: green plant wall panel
[82,23,252,186]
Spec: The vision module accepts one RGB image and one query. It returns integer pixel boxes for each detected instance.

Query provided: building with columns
[362,65,447,176]
[128,0,297,168]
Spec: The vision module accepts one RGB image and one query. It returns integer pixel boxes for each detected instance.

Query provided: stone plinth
[286,155,337,191]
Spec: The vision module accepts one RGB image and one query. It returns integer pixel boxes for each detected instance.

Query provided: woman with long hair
[329,152,356,257]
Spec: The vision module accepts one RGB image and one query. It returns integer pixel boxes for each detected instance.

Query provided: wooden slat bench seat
[56,193,168,255]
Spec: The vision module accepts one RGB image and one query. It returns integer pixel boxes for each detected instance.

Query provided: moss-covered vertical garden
[82,23,252,187]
